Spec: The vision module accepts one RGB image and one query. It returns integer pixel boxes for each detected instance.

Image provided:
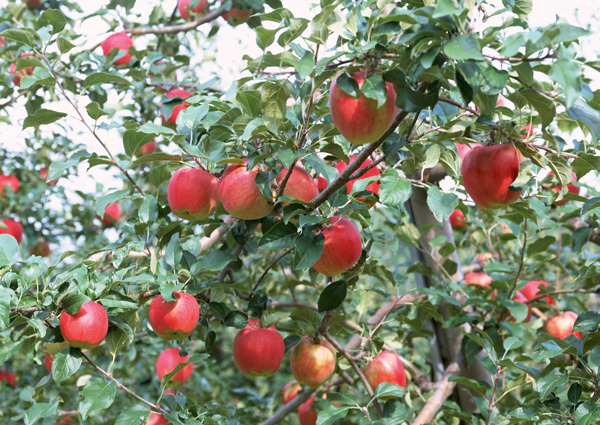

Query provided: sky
[1,0,598,200]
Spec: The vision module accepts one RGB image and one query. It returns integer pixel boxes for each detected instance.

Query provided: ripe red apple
[275,165,318,203]
[290,337,336,388]
[30,240,51,257]
[0,370,16,387]
[329,71,398,145]
[317,176,328,191]
[547,171,580,206]
[140,142,157,155]
[161,89,192,128]
[282,381,302,406]
[465,272,492,289]
[9,53,35,86]
[146,412,169,425]
[507,292,531,323]
[149,292,200,341]
[178,0,209,20]
[168,168,219,221]
[521,280,554,305]
[521,124,534,139]
[218,163,274,220]
[363,351,406,396]
[39,166,58,186]
[100,202,122,226]
[545,311,582,339]
[233,319,285,378]
[222,0,252,25]
[449,209,467,230]
[312,216,362,277]
[298,398,318,425]
[101,32,134,66]
[334,156,381,201]
[156,348,193,387]
[60,301,108,349]
[0,219,24,244]
[456,142,482,160]
[461,144,524,209]
[44,353,53,374]
[0,174,19,195]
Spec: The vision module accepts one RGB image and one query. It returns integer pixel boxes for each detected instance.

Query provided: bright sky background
[1,0,598,201]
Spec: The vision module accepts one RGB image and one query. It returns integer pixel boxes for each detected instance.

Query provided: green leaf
[61,293,91,315]
[443,33,484,61]
[512,0,532,16]
[85,101,109,120]
[115,407,150,425]
[99,293,139,310]
[455,68,473,105]
[293,230,325,270]
[373,382,407,399]
[196,250,236,271]
[51,350,82,385]
[567,98,600,143]
[138,195,158,223]
[362,74,388,108]
[94,190,128,217]
[433,0,463,18]
[0,28,40,47]
[336,72,360,98]
[39,9,67,34]
[318,280,347,312]
[79,378,117,420]
[0,235,19,266]
[164,233,182,269]
[105,312,138,356]
[588,345,600,374]
[248,290,268,318]
[316,405,350,425]
[427,186,458,223]
[261,81,289,133]
[549,46,582,109]
[259,220,297,250]
[24,399,58,425]
[137,122,177,136]
[277,18,309,47]
[83,72,132,89]
[0,287,13,330]
[23,109,67,129]
[568,382,583,404]
[574,402,600,425]
[537,368,568,399]
[379,169,412,207]
[57,36,76,53]
[224,310,248,328]
[518,89,556,129]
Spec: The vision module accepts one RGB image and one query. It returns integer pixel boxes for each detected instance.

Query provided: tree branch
[128,9,225,35]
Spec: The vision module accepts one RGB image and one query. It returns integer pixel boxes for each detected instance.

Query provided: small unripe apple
[461,144,524,209]
[100,203,122,226]
[465,272,492,289]
[9,53,35,86]
[218,163,274,220]
[312,216,362,277]
[178,0,209,20]
[334,156,381,201]
[30,240,51,257]
[156,348,193,387]
[0,174,19,195]
[275,165,318,203]
[149,292,200,341]
[167,168,219,221]
[233,319,285,378]
[161,89,192,128]
[0,219,24,244]
[545,311,582,340]
[329,71,398,145]
[521,280,554,305]
[140,142,157,155]
[449,209,467,230]
[362,351,406,396]
[146,412,169,425]
[547,171,580,206]
[282,381,302,406]
[290,337,336,388]
[298,398,317,425]
[60,301,109,349]
[101,32,134,66]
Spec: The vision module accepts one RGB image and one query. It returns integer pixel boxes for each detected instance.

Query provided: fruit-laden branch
[258,387,315,425]
[128,9,225,35]
[80,351,167,414]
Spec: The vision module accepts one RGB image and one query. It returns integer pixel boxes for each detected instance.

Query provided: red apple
[282,381,302,406]
[44,353,53,374]
[449,209,467,230]
[275,165,318,203]
[168,168,219,221]
[0,174,19,195]
[521,124,534,139]
[547,171,580,206]
[329,71,398,145]
[521,280,554,305]
[101,32,134,66]
[149,292,200,341]
[465,272,492,289]
[30,240,51,257]
[461,144,523,209]
[24,0,43,8]
[1,370,16,387]
[290,337,336,388]
[545,311,582,340]
[298,398,318,425]
[101,202,122,226]
[222,0,252,25]
[507,292,531,323]
[146,412,169,425]
[312,216,362,277]
[60,301,108,349]
[156,348,193,387]
[456,142,482,160]
[178,0,209,20]
[140,142,157,155]
[9,53,35,86]
[0,219,24,244]
[161,89,192,128]
[362,351,406,396]
[334,156,381,201]
[39,166,58,186]
[317,176,328,191]
[218,163,274,220]
[233,319,285,378]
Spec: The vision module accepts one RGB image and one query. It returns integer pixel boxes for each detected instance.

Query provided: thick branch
[129,9,225,35]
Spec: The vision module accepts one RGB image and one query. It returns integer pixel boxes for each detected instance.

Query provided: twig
[128,9,225,35]
[524,288,599,304]
[250,249,293,296]
[438,96,480,116]
[258,387,315,425]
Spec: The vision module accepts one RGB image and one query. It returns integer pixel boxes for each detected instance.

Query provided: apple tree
[1,0,600,424]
